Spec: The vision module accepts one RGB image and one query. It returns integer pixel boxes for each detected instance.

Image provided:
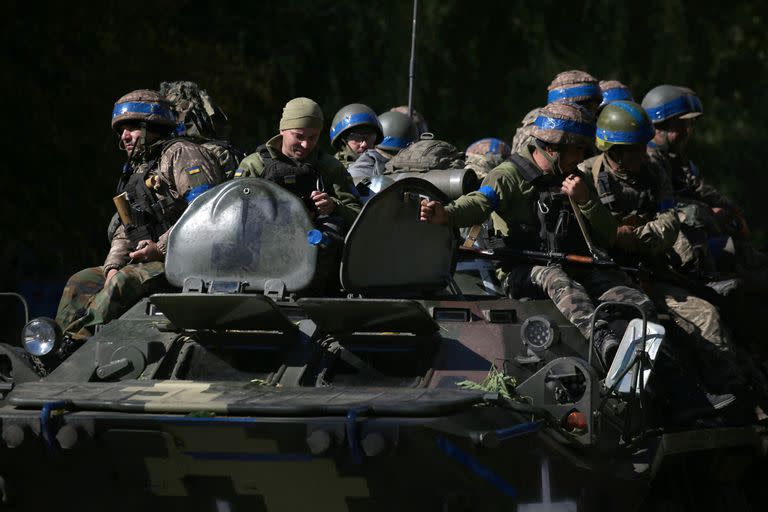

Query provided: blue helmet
[329,103,383,148]
[641,85,702,123]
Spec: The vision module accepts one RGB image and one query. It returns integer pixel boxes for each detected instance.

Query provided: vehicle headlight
[21,318,61,356]
[520,315,559,352]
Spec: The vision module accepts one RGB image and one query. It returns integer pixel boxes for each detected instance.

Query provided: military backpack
[384,138,465,174]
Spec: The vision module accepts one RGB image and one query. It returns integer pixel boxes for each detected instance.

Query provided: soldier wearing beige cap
[235,97,361,226]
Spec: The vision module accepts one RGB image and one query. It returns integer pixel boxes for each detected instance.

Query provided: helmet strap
[534,139,563,175]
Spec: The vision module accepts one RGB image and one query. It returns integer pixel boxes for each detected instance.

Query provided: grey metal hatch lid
[165,178,317,292]
[340,177,457,294]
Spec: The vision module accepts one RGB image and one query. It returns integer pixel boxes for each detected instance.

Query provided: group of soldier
[52,74,767,408]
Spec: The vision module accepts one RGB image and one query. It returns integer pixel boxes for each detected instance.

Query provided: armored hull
[2,178,765,511]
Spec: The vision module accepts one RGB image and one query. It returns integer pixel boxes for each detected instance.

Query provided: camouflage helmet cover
[466,138,511,159]
[595,101,654,152]
[599,80,634,108]
[329,103,383,148]
[641,84,702,123]
[377,110,417,151]
[532,102,595,147]
[111,89,176,132]
[547,70,601,104]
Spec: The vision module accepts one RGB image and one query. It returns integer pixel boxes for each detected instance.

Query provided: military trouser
[647,281,731,349]
[529,264,657,341]
[55,262,167,340]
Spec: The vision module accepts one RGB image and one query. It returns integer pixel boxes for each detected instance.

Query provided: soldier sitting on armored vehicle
[579,101,760,403]
[234,97,361,228]
[53,90,222,352]
[329,103,383,169]
[420,102,657,366]
[233,97,362,293]
[347,110,418,184]
[511,70,602,155]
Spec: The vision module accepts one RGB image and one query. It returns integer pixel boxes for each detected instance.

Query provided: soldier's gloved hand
[129,240,163,263]
[311,191,336,215]
[561,174,589,205]
[420,199,448,225]
[105,268,119,283]
[615,225,639,253]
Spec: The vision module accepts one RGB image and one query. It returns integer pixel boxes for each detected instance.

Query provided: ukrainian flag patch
[186,165,202,175]
[234,169,244,178]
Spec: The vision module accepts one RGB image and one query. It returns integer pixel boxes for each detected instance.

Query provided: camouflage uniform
[235,134,362,227]
[446,145,655,341]
[57,135,222,339]
[580,153,731,348]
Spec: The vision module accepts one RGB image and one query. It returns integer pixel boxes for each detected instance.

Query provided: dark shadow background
[1,0,766,340]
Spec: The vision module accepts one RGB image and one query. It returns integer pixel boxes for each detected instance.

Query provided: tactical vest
[590,154,657,227]
[507,154,589,254]
[257,145,322,206]
[120,139,187,241]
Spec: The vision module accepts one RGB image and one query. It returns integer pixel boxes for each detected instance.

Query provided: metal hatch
[340,178,457,295]
[164,178,317,292]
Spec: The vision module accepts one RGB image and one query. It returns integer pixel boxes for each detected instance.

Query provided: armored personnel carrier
[3,177,766,511]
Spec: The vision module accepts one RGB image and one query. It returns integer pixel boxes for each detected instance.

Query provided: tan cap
[279,97,324,131]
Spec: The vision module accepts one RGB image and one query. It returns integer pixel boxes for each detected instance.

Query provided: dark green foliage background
[2,0,766,304]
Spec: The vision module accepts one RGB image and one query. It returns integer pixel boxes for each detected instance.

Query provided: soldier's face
[655,117,694,149]
[118,122,159,153]
[281,127,320,160]
[608,144,647,173]
[557,145,586,173]
[345,129,377,154]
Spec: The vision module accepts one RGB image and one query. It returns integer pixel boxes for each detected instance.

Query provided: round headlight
[520,315,559,352]
[22,318,61,356]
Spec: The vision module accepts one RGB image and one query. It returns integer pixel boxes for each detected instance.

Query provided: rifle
[458,245,641,274]
[459,245,726,308]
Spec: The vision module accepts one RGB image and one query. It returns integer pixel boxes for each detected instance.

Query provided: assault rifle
[458,245,641,274]
[459,245,725,307]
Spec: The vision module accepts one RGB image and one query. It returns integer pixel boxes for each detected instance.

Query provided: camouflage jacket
[333,146,357,169]
[104,138,222,273]
[579,154,679,261]
[347,148,391,182]
[235,134,362,227]
[446,146,618,251]
[647,143,737,212]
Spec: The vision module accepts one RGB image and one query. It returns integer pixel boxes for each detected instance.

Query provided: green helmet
[376,111,417,151]
[329,103,383,148]
[111,89,176,132]
[641,84,702,124]
[595,101,654,152]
